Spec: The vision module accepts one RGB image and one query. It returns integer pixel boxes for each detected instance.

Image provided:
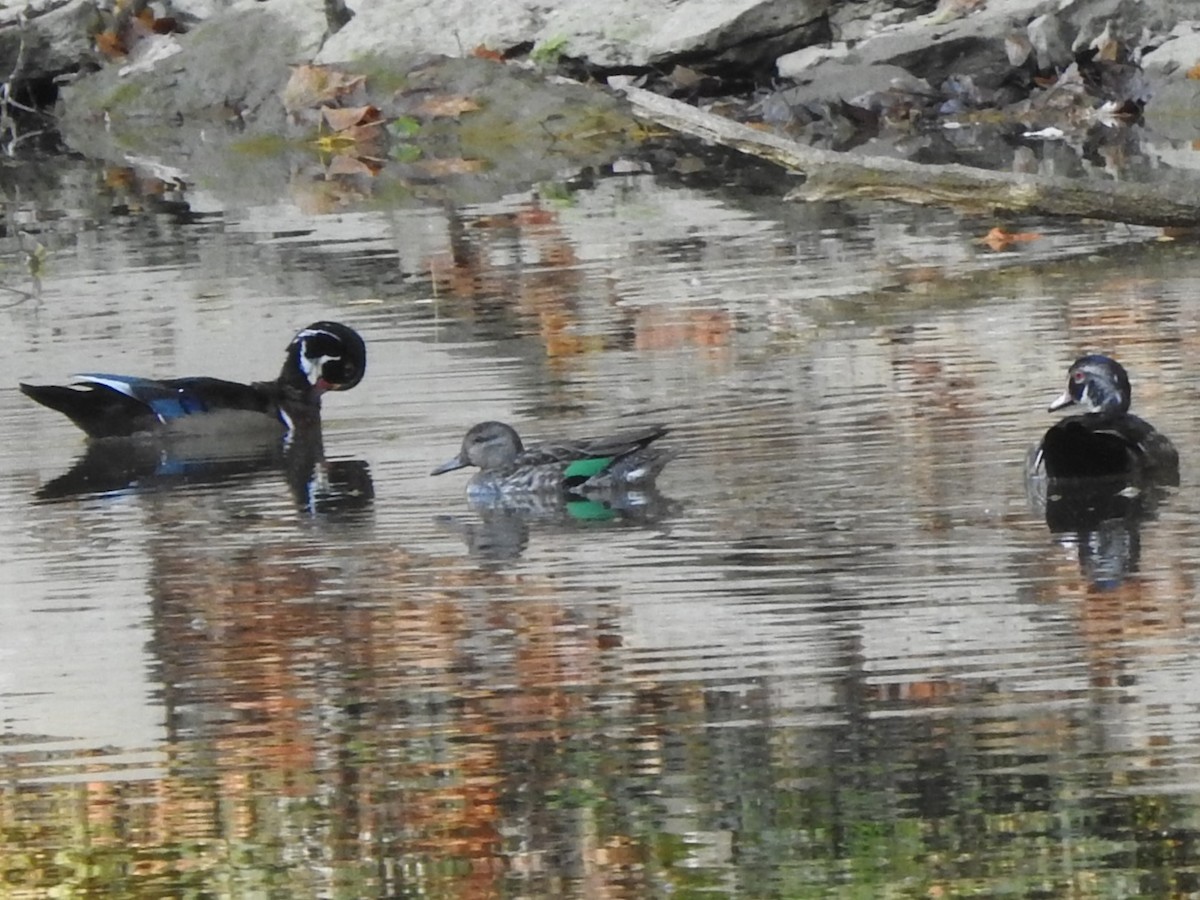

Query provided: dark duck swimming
[1030,354,1178,483]
[20,321,366,439]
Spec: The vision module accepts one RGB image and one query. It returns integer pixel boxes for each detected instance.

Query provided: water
[4,149,1200,897]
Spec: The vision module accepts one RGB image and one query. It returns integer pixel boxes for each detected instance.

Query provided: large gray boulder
[314,0,833,70]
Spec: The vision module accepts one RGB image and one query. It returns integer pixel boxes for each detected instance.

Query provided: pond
[3,138,1200,897]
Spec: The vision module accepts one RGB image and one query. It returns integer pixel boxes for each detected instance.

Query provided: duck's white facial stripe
[1077,380,1123,414]
[296,330,342,385]
[1078,383,1093,410]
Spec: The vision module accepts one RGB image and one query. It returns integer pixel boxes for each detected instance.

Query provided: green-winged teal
[431,421,673,496]
[1029,354,1178,483]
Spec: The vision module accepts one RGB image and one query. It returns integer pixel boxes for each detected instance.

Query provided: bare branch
[618,83,1200,228]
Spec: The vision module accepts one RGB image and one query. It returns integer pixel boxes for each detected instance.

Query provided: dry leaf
[103,166,135,189]
[1187,63,1200,80]
[325,155,384,177]
[980,226,1040,251]
[283,64,366,114]
[414,94,482,118]
[514,206,557,227]
[472,44,504,61]
[95,29,126,59]
[320,104,382,132]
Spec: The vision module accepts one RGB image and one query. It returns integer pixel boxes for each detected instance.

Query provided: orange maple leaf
[980,226,1040,251]
[472,45,504,61]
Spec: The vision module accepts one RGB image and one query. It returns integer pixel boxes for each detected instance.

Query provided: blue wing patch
[74,374,210,422]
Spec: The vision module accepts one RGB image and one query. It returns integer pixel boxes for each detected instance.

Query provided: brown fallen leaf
[514,206,558,227]
[103,166,136,190]
[283,64,366,115]
[320,104,382,132]
[472,44,505,61]
[414,94,482,118]
[95,29,127,59]
[979,226,1040,251]
[1187,63,1200,81]
[95,8,153,58]
[325,155,384,177]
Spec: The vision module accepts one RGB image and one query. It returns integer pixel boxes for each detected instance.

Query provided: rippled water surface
[6,149,1200,898]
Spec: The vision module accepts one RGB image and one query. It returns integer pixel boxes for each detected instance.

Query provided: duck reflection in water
[437,487,677,563]
[1027,354,1178,586]
[32,425,374,517]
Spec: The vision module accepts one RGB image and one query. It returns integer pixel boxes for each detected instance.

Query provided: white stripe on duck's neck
[298,341,341,387]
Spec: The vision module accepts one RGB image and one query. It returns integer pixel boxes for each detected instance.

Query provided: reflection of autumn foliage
[430,201,733,369]
[100,165,188,214]
[632,307,732,354]
[430,200,587,365]
[978,227,1040,252]
[0,508,656,896]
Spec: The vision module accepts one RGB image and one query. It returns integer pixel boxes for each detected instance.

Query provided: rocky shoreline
[1,0,1196,200]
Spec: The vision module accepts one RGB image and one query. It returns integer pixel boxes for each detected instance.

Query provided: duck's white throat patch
[297,330,341,385]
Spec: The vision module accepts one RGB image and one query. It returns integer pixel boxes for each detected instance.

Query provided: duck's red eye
[1072,371,1085,383]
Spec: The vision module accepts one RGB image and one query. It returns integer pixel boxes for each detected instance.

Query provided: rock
[1142,26,1200,139]
[315,0,542,64]
[1026,13,1071,71]
[769,62,932,109]
[637,0,832,68]
[59,0,327,129]
[1141,22,1200,77]
[32,0,1200,166]
[0,0,101,85]
[316,0,832,71]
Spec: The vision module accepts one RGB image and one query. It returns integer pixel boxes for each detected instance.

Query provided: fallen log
[618,83,1200,228]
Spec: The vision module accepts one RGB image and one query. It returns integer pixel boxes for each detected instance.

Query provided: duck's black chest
[1036,413,1177,482]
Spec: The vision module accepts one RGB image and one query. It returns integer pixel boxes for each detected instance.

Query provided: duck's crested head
[285,321,367,394]
[431,421,523,475]
[1049,354,1131,417]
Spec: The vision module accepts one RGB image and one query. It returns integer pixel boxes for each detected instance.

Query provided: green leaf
[531,35,569,65]
[390,143,423,163]
[389,115,422,137]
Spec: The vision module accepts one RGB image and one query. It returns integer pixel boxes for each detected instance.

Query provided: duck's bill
[431,455,468,476]
[1048,389,1075,412]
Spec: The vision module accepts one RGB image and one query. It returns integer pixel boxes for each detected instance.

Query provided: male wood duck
[20,321,366,439]
[431,421,674,496]
[1030,354,1178,482]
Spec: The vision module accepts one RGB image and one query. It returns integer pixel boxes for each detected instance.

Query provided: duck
[20,321,366,439]
[1030,354,1178,482]
[431,420,674,496]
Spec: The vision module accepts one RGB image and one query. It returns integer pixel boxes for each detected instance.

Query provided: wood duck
[431,421,674,496]
[19,321,366,439]
[1030,354,1178,482]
